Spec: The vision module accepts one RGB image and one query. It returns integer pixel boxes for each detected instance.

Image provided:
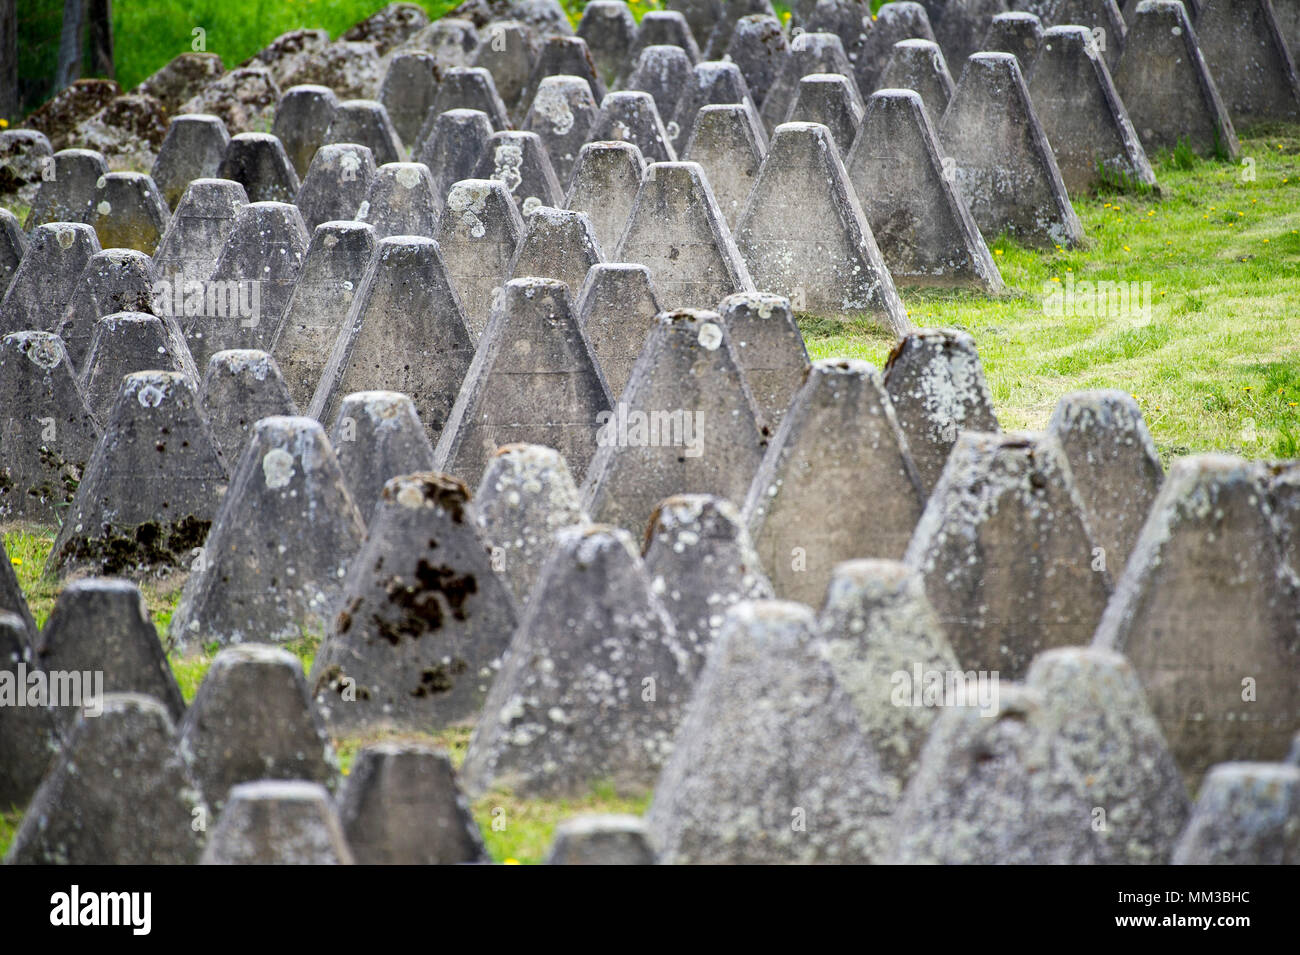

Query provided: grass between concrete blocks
[2,125,1297,864]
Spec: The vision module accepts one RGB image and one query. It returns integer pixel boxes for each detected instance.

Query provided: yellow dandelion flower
[1051,276,1060,282]
[504,857,521,865]
[10,558,20,565]
[994,249,1003,255]
[1123,245,1131,251]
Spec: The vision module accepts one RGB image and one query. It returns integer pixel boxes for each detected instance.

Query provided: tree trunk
[56,0,86,91]
[88,0,113,80]
[0,0,17,121]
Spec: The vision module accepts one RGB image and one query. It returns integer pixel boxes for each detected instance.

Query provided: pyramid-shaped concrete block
[815,559,960,791]
[0,332,101,524]
[200,780,353,864]
[338,742,488,864]
[744,358,923,605]
[36,578,185,728]
[0,223,100,338]
[309,235,474,445]
[0,539,35,638]
[55,248,159,372]
[670,60,758,153]
[519,35,607,112]
[1113,0,1239,158]
[624,44,694,122]
[1266,460,1300,576]
[178,644,338,808]
[473,443,588,607]
[271,220,377,410]
[736,122,909,331]
[329,391,435,522]
[217,132,301,204]
[295,143,377,231]
[48,371,228,579]
[1196,0,1300,122]
[5,693,208,864]
[90,171,170,254]
[310,472,519,733]
[882,327,1000,495]
[1171,763,1300,863]
[272,85,340,179]
[413,108,495,218]
[435,178,524,345]
[590,90,677,165]
[924,0,1008,72]
[681,104,767,232]
[723,14,789,109]
[1092,455,1300,783]
[848,93,1003,294]
[799,0,872,72]
[420,68,511,139]
[760,31,862,134]
[878,38,956,123]
[79,311,199,418]
[171,415,362,646]
[191,201,309,369]
[647,599,895,863]
[379,50,438,148]
[575,262,661,398]
[546,814,658,864]
[583,309,765,534]
[0,212,25,300]
[460,524,689,799]
[643,494,773,675]
[473,20,542,118]
[324,99,404,166]
[471,129,565,216]
[509,206,604,295]
[564,140,646,257]
[701,0,779,60]
[982,11,1044,69]
[24,149,107,229]
[906,431,1113,678]
[1026,646,1190,863]
[716,291,810,433]
[1047,389,1163,577]
[578,1,638,88]
[1042,0,1128,69]
[151,114,231,209]
[435,278,611,487]
[891,686,1103,863]
[940,52,1084,248]
[615,161,753,310]
[785,73,862,155]
[1028,26,1157,194]
[357,162,439,239]
[198,346,298,472]
[151,178,247,287]
[0,613,58,808]
[522,75,599,184]
[630,11,703,70]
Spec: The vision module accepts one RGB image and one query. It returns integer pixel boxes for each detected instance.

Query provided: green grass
[801,126,1300,465]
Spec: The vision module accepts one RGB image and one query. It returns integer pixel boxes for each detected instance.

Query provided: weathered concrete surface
[1113,0,1239,158]
[90,171,170,254]
[848,91,1003,293]
[152,114,231,209]
[508,206,604,296]
[471,129,565,215]
[198,349,297,467]
[5,694,208,865]
[575,263,661,398]
[171,417,364,647]
[877,38,955,123]
[330,390,436,522]
[745,358,923,605]
[310,472,519,733]
[882,327,1000,496]
[272,85,340,180]
[681,104,766,232]
[310,235,474,446]
[435,277,611,487]
[546,814,657,864]
[200,780,353,864]
[939,53,1084,249]
[564,140,646,257]
[583,309,765,534]
[1,223,100,336]
[1092,455,1300,785]
[785,73,862,155]
[647,600,895,863]
[1047,389,1163,577]
[295,143,377,231]
[1171,762,1300,863]
[615,161,754,310]
[905,430,1112,679]
[357,162,439,239]
[151,178,247,288]
[715,291,810,434]
[522,75,599,183]
[460,524,689,799]
[436,179,524,343]
[0,613,56,808]
[736,123,909,332]
[1028,26,1157,195]
[217,132,301,204]
[1195,0,1300,123]
[78,312,199,419]
[24,149,106,230]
